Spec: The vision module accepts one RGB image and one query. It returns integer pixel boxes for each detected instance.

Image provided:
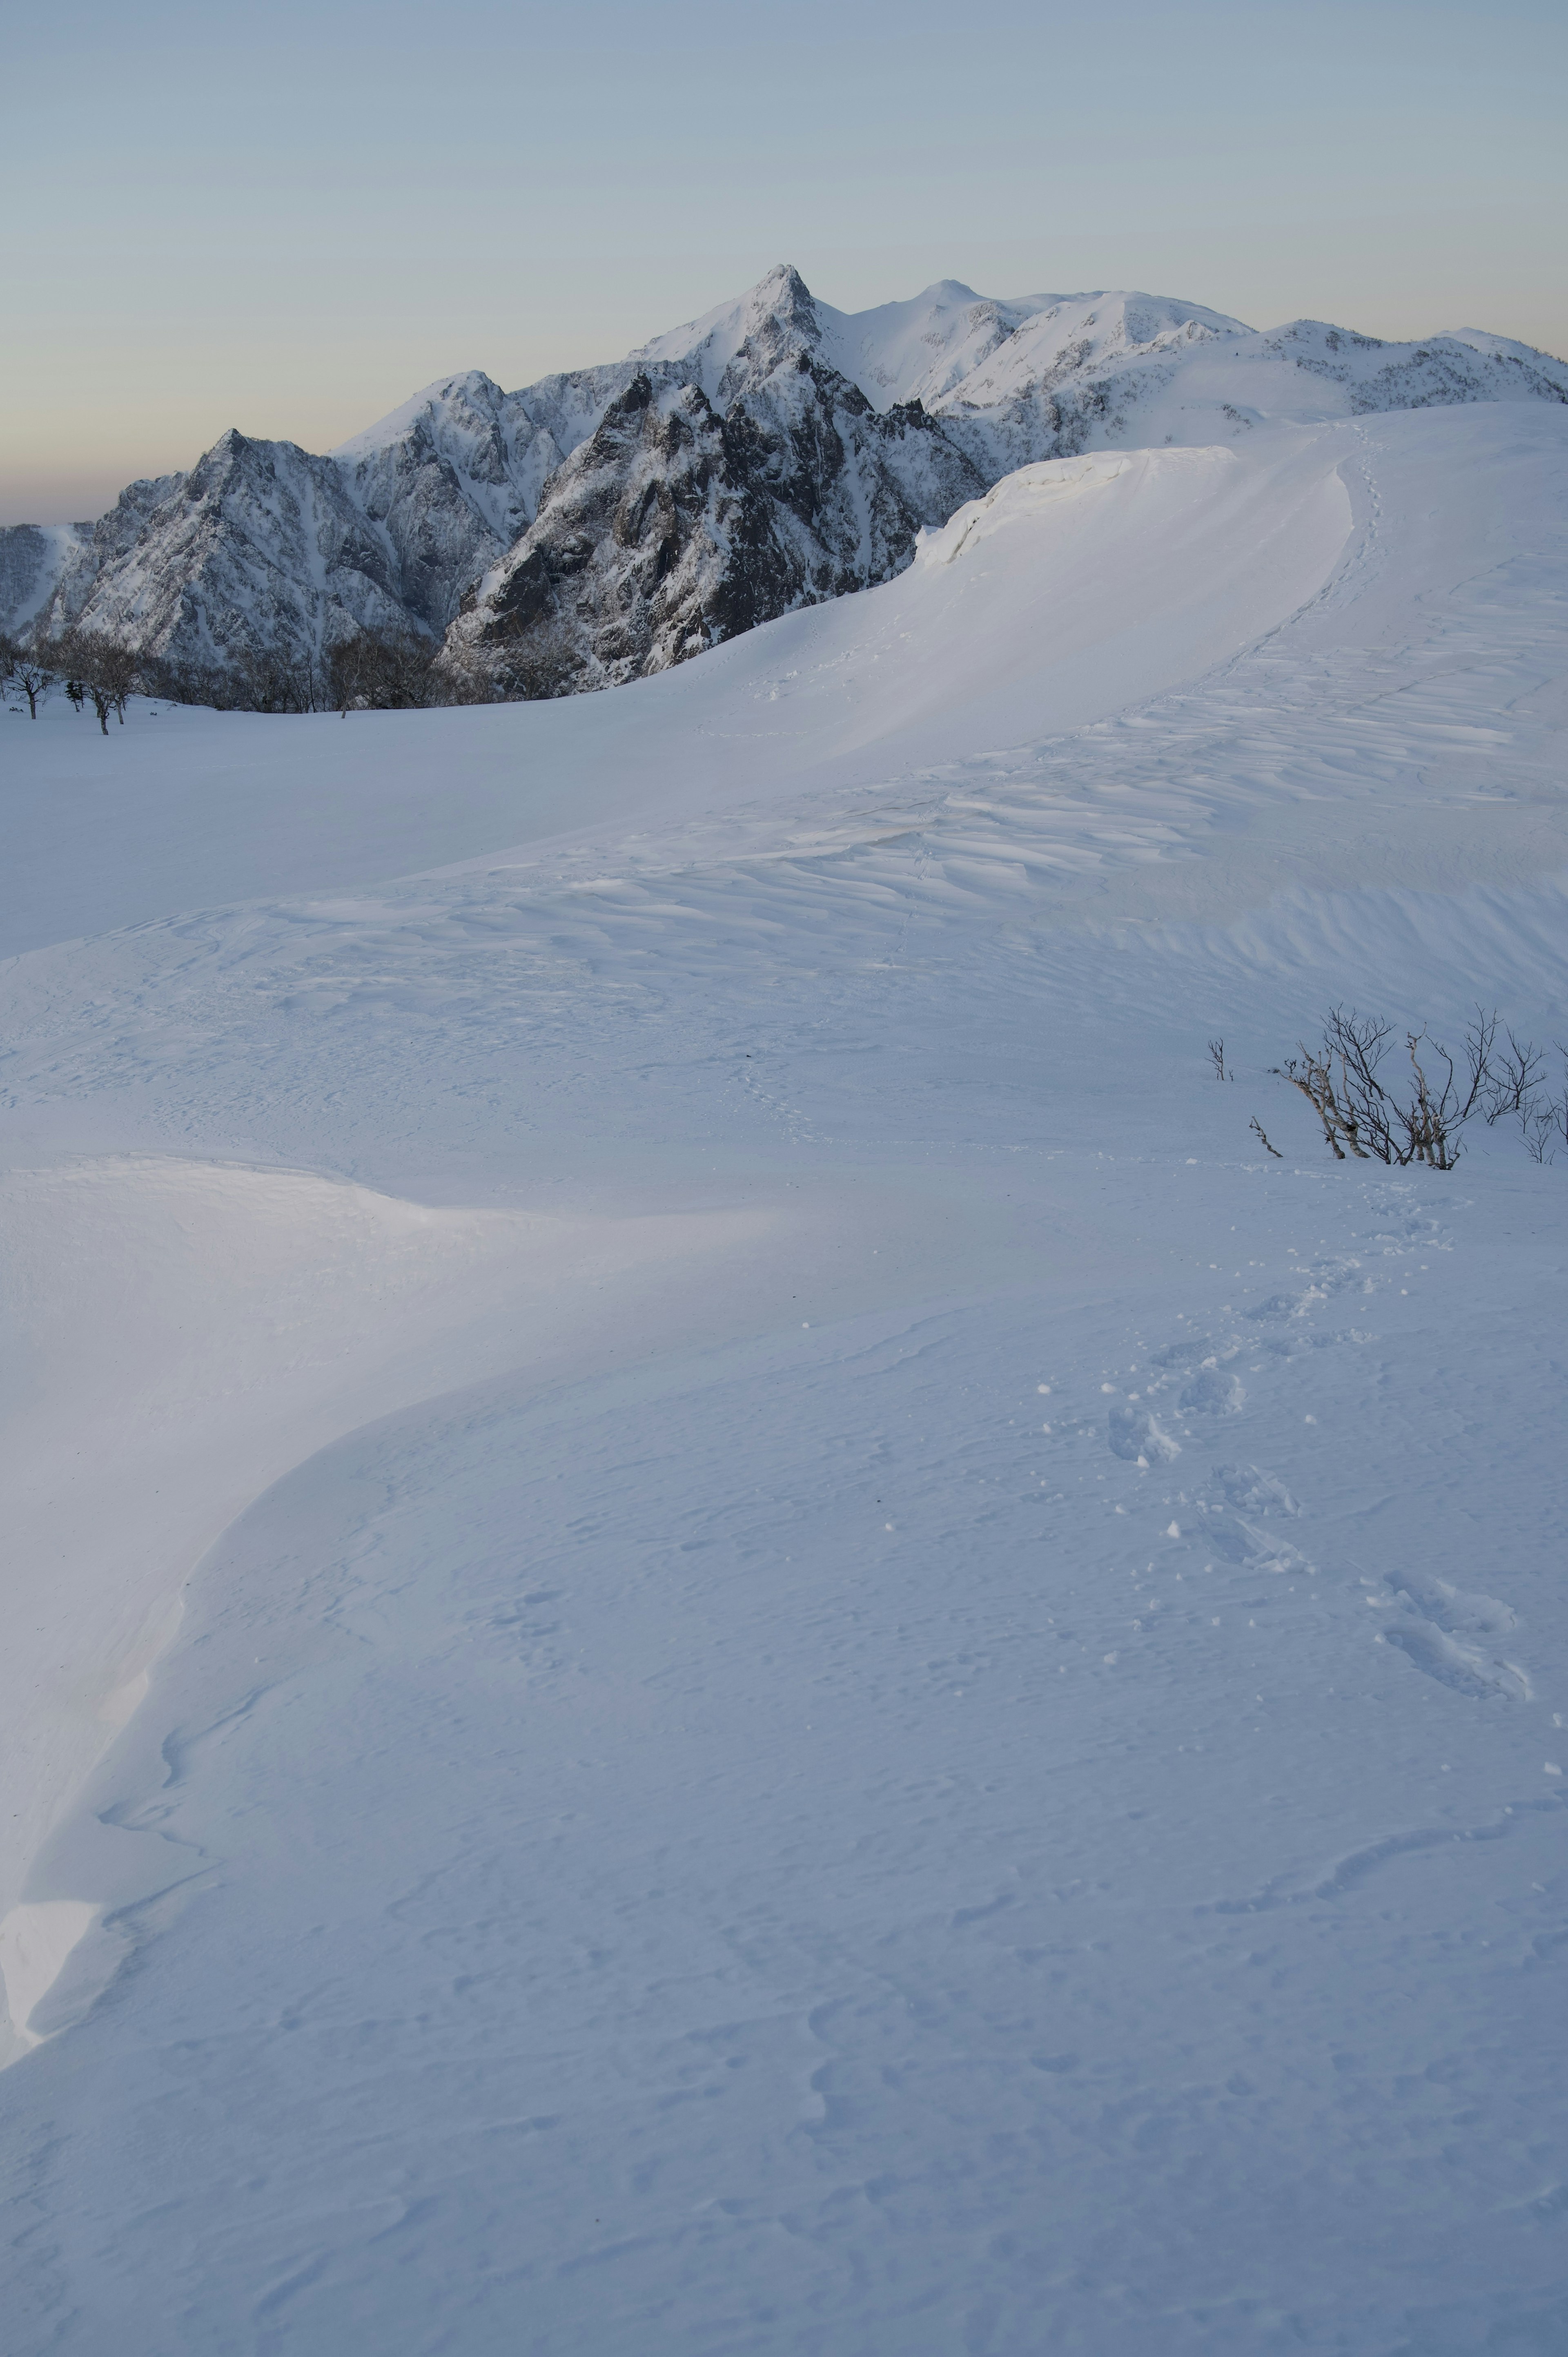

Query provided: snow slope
[0,426,1347,951]
[0,1157,778,2002]
[2,402,1567,2354]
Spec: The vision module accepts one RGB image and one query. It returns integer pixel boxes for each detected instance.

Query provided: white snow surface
[2,402,1568,2354]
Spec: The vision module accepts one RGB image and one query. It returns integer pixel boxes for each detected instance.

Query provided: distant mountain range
[6,266,1566,698]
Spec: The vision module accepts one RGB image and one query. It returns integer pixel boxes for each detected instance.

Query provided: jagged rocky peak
[630,265,1070,416]
[628,263,824,405]
[443,345,988,699]
[7,265,1566,686]
[447,375,739,696]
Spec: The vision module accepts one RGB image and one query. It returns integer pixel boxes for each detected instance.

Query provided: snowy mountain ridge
[4,265,1564,690]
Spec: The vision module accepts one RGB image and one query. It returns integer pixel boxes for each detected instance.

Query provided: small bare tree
[327,627,439,713]
[227,639,327,714]
[49,631,140,732]
[2,633,56,718]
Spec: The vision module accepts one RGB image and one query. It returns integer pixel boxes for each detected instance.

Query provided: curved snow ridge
[806,430,1352,764]
[0,1903,100,2055]
[0,1153,784,2061]
[915,445,1237,568]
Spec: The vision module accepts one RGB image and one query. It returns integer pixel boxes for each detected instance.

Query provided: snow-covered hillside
[6,267,1565,690]
[2,398,1567,2355]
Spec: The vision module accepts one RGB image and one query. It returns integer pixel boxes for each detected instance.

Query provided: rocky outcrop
[443,346,987,696]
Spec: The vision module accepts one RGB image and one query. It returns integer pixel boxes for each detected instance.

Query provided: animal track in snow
[1200,1793,1562,1917]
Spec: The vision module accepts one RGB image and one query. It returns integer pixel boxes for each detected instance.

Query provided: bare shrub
[1483,1026,1544,1125]
[1515,1049,1568,1164]
[1273,1006,1567,1169]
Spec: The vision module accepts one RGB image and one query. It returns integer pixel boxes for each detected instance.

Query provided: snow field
[0,1155,788,2049]
[1,399,1566,2352]
[9,1153,1566,2352]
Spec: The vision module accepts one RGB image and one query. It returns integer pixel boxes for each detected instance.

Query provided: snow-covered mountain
[5,265,1565,689]
[626,266,1062,410]
[933,293,1568,479]
[445,271,1568,697]
[443,327,987,696]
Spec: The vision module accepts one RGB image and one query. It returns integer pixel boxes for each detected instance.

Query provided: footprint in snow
[1245,1259,1369,1323]
[1212,1465,1301,1518]
[1151,1335,1220,1369]
[1179,1362,1245,1415]
[1381,1619,1531,1703]
[1387,1572,1516,1639]
[1372,1572,1530,1701]
[1194,1464,1307,1572]
[1108,1403,1180,1466]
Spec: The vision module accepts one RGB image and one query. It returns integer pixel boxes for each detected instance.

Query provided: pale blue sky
[5,0,1565,522]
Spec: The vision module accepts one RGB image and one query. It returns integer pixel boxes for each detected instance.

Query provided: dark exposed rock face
[445,348,987,696]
